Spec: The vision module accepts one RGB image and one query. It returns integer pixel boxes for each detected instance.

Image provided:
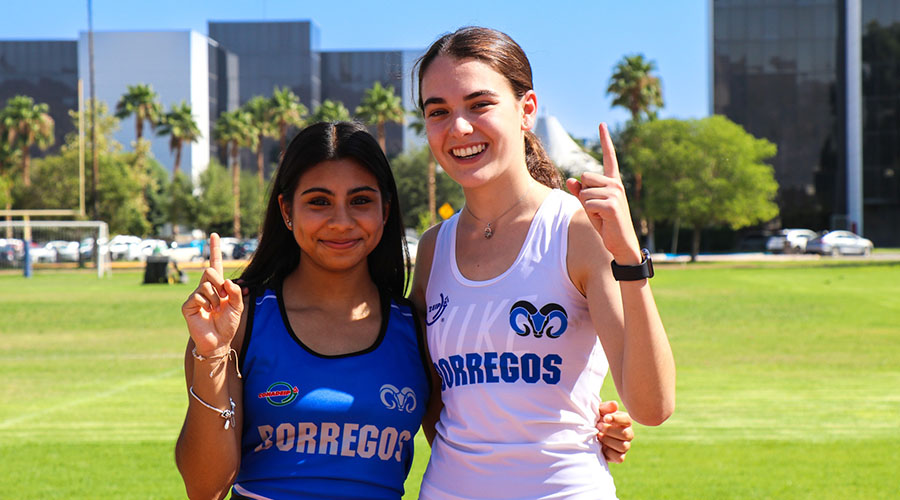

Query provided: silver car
[805,230,874,256]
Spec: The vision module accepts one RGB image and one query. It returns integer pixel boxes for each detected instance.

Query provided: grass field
[1,260,898,499]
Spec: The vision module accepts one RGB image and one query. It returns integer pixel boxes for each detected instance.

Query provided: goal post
[0,220,110,278]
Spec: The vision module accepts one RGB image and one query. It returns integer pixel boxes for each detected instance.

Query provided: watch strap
[610,248,654,281]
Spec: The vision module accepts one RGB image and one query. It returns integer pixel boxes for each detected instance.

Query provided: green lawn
[1,261,898,499]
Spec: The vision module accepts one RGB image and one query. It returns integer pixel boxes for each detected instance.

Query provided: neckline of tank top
[449,189,563,286]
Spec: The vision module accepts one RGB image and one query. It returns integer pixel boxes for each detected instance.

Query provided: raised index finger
[599,122,620,179]
[209,233,223,276]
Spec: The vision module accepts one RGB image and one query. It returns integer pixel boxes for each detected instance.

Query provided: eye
[426,108,447,118]
[307,196,330,207]
[350,195,374,206]
[472,101,493,110]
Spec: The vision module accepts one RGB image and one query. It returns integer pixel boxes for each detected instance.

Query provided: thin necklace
[463,185,532,239]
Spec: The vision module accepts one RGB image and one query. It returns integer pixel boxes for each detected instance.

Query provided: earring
[286,220,293,229]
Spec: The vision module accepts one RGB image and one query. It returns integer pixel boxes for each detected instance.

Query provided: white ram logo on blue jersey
[379,384,417,413]
[509,301,568,338]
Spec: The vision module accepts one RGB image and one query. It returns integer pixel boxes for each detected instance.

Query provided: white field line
[0,367,182,429]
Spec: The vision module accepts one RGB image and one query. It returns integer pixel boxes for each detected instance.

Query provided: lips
[451,143,487,159]
[320,239,361,250]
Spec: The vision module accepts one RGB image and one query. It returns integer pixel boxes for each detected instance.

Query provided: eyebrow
[301,186,378,196]
[422,90,499,108]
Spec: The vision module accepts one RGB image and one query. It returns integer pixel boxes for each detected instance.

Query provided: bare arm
[566,124,675,426]
[409,225,444,445]
[174,234,246,499]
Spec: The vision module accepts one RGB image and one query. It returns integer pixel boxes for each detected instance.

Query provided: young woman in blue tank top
[175,122,431,499]
[410,28,676,498]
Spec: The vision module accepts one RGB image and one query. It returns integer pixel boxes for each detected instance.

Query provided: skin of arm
[567,209,676,426]
[174,299,248,500]
[409,224,444,446]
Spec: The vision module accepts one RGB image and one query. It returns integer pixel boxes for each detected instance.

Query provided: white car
[44,240,81,262]
[766,229,818,254]
[139,239,170,259]
[108,235,143,261]
[218,237,241,260]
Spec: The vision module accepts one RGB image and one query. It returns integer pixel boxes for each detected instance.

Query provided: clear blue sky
[0,0,710,140]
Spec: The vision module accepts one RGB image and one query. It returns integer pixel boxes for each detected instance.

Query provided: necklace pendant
[483,224,493,239]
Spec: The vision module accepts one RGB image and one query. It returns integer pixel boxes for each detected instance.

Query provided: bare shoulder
[566,208,615,295]
[410,222,443,312]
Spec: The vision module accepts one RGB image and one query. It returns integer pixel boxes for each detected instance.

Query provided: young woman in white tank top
[409,27,676,499]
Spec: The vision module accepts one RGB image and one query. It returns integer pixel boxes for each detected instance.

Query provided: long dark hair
[239,121,410,296]
[415,26,562,189]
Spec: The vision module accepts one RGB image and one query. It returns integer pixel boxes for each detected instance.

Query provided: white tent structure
[533,114,603,176]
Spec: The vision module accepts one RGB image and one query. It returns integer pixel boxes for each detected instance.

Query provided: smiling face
[279,158,386,274]
[421,55,537,189]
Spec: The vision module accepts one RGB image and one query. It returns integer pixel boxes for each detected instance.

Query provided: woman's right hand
[181,233,244,355]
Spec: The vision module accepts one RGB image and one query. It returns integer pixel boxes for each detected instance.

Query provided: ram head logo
[379,384,417,413]
[509,301,568,338]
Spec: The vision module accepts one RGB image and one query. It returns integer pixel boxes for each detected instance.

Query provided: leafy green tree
[355,81,404,152]
[270,87,308,161]
[239,168,264,239]
[391,145,464,232]
[408,112,437,226]
[242,96,279,193]
[1,95,55,187]
[169,171,197,234]
[214,110,257,238]
[311,99,353,123]
[632,116,779,261]
[114,83,162,142]
[157,101,201,175]
[196,159,234,236]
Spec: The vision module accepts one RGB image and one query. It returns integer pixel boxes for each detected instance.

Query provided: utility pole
[88,0,99,221]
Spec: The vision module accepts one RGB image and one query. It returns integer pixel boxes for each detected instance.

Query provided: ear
[382,199,391,225]
[520,90,538,131]
[278,194,292,228]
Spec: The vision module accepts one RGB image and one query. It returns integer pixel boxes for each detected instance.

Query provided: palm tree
[408,112,437,226]
[355,81,404,152]
[607,54,664,123]
[156,101,202,176]
[242,96,279,193]
[311,99,352,123]
[0,95,55,187]
[269,87,308,161]
[214,110,257,239]
[114,84,163,142]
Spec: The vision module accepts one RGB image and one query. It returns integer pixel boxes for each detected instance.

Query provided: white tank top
[421,189,616,499]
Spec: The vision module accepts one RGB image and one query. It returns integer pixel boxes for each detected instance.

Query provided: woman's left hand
[566,123,642,264]
[596,400,633,463]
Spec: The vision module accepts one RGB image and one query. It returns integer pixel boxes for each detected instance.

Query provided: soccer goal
[0,220,110,278]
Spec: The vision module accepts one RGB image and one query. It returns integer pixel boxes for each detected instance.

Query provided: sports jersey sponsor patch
[426,293,450,325]
[258,381,299,406]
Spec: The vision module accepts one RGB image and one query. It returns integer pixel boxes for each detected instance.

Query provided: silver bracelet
[189,386,236,430]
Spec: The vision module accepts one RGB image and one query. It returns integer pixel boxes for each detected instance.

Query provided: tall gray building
[712,0,900,246]
[0,41,78,153]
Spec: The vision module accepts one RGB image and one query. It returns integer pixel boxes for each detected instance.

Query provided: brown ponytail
[525,130,562,189]
[416,27,562,189]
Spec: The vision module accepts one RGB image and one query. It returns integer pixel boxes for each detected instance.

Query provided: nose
[328,203,355,229]
[449,114,473,138]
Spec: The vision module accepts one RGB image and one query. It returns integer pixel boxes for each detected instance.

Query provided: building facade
[712,0,900,246]
[0,41,78,154]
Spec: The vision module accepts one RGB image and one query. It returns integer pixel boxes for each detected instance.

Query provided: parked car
[0,243,19,268]
[218,237,241,260]
[44,240,80,262]
[232,238,258,259]
[108,235,142,261]
[139,239,170,259]
[405,234,419,264]
[766,228,818,254]
[79,237,109,260]
[28,242,57,263]
[805,230,874,256]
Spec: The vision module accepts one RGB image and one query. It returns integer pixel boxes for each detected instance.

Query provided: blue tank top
[232,287,431,500]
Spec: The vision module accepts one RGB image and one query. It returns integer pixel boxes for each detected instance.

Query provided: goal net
[0,220,110,278]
